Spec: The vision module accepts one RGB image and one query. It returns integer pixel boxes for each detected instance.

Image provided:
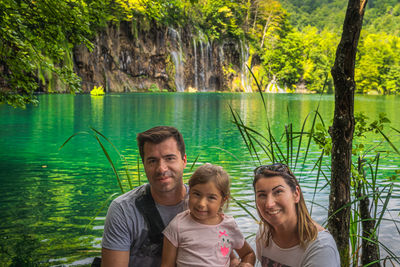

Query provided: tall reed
[59,127,139,228]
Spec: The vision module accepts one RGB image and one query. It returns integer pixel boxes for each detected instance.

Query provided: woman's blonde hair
[189,163,230,210]
[253,163,317,248]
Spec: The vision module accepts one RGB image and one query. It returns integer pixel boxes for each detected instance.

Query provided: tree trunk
[329,0,368,266]
[357,158,380,266]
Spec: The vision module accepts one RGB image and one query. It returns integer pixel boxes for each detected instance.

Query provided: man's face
[143,137,187,194]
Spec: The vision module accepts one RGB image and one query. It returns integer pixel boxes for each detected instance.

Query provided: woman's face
[255,176,300,230]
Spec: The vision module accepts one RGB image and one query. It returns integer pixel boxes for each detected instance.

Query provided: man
[101,126,188,267]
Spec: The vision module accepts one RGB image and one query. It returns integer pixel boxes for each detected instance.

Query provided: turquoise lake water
[0,93,399,265]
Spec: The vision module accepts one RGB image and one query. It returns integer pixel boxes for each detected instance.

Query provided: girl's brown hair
[189,163,230,209]
[253,163,317,248]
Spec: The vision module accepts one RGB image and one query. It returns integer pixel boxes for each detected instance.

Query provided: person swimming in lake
[161,163,255,267]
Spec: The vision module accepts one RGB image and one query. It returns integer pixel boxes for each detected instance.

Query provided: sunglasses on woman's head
[254,163,292,175]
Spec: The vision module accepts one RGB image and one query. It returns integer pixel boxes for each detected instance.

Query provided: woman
[253,163,340,266]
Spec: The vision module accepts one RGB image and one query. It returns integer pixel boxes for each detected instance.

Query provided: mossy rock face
[165,54,176,91]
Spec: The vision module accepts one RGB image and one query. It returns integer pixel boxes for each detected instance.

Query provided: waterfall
[219,46,224,63]
[199,40,206,91]
[266,75,285,93]
[191,31,256,93]
[207,42,212,71]
[193,38,198,90]
[168,28,185,92]
[207,41,214,90]
[240,41,252,93]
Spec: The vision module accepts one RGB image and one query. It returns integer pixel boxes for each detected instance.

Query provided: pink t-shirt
[163,209,245,267]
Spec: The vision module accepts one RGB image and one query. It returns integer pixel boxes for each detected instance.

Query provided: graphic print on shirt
[218,230,232,257]
[261,256,291,267]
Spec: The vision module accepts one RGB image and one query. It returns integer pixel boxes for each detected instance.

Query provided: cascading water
[200,40,206,91]
[199,32,211,91]
[193,38,198,90]
[191,32,253,92]
[192,32,216,92]
[168,28,185,92]
[240,40,252,93]
[266,75,285,93]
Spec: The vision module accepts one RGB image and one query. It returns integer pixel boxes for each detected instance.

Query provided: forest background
[1,0,400,108]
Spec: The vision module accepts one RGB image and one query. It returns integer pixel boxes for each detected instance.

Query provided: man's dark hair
[137,126,185,162]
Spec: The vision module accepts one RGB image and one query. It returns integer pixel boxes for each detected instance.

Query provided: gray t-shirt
[256,229,340,267]
[102,184,188,267]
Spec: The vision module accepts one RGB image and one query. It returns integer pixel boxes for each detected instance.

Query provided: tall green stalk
[59,127,136,193]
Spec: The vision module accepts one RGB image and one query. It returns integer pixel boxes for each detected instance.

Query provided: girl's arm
[161,236,178,267]
[234,240,256,267]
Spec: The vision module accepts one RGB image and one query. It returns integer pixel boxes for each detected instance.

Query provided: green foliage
[246,0,305,89]
[249,0,400,94]
[3,0,400,106]
[261,30,302,88]
[301,27,338,93]
[105,0,249,40]
[0,0,109,108]
[197,0,246,39]
[149,83,160,92]
[280,0,400,36]
[356,32,400,94]
[263,0,400,94]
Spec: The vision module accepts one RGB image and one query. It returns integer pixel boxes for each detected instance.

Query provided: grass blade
[231,196,258,222]
[93,133,124,193]
[90,127,134,189]
[85,192,119,231]
[375,127,400,155]
[58,131,89,150]
[246,64,266,111]
[190,154,200,172]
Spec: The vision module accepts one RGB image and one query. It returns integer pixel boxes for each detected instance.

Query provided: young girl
[161,163,255,267]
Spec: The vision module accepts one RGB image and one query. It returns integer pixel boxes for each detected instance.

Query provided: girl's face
[255,176,300,230]
[189,181,226,225]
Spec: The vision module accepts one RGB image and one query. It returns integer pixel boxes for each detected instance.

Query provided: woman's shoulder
[314,222,325,232]
[302,230,340,266]
[307,229,337,249]
[315,229,336,244]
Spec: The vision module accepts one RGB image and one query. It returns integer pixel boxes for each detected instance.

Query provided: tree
[0,0,109,108]
[301,27,338,93]
[356,32,400,94]
[329,0,369,266]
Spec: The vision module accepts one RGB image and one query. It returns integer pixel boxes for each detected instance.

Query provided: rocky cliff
[73,20,251,93]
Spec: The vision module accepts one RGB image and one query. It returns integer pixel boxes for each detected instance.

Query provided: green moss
[165,54,176,91]
[148,83,160,92]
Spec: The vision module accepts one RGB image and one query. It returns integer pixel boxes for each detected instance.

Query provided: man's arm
[101,248,130,267]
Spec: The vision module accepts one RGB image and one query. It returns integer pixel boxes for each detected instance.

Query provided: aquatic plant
[90,86,105,96]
